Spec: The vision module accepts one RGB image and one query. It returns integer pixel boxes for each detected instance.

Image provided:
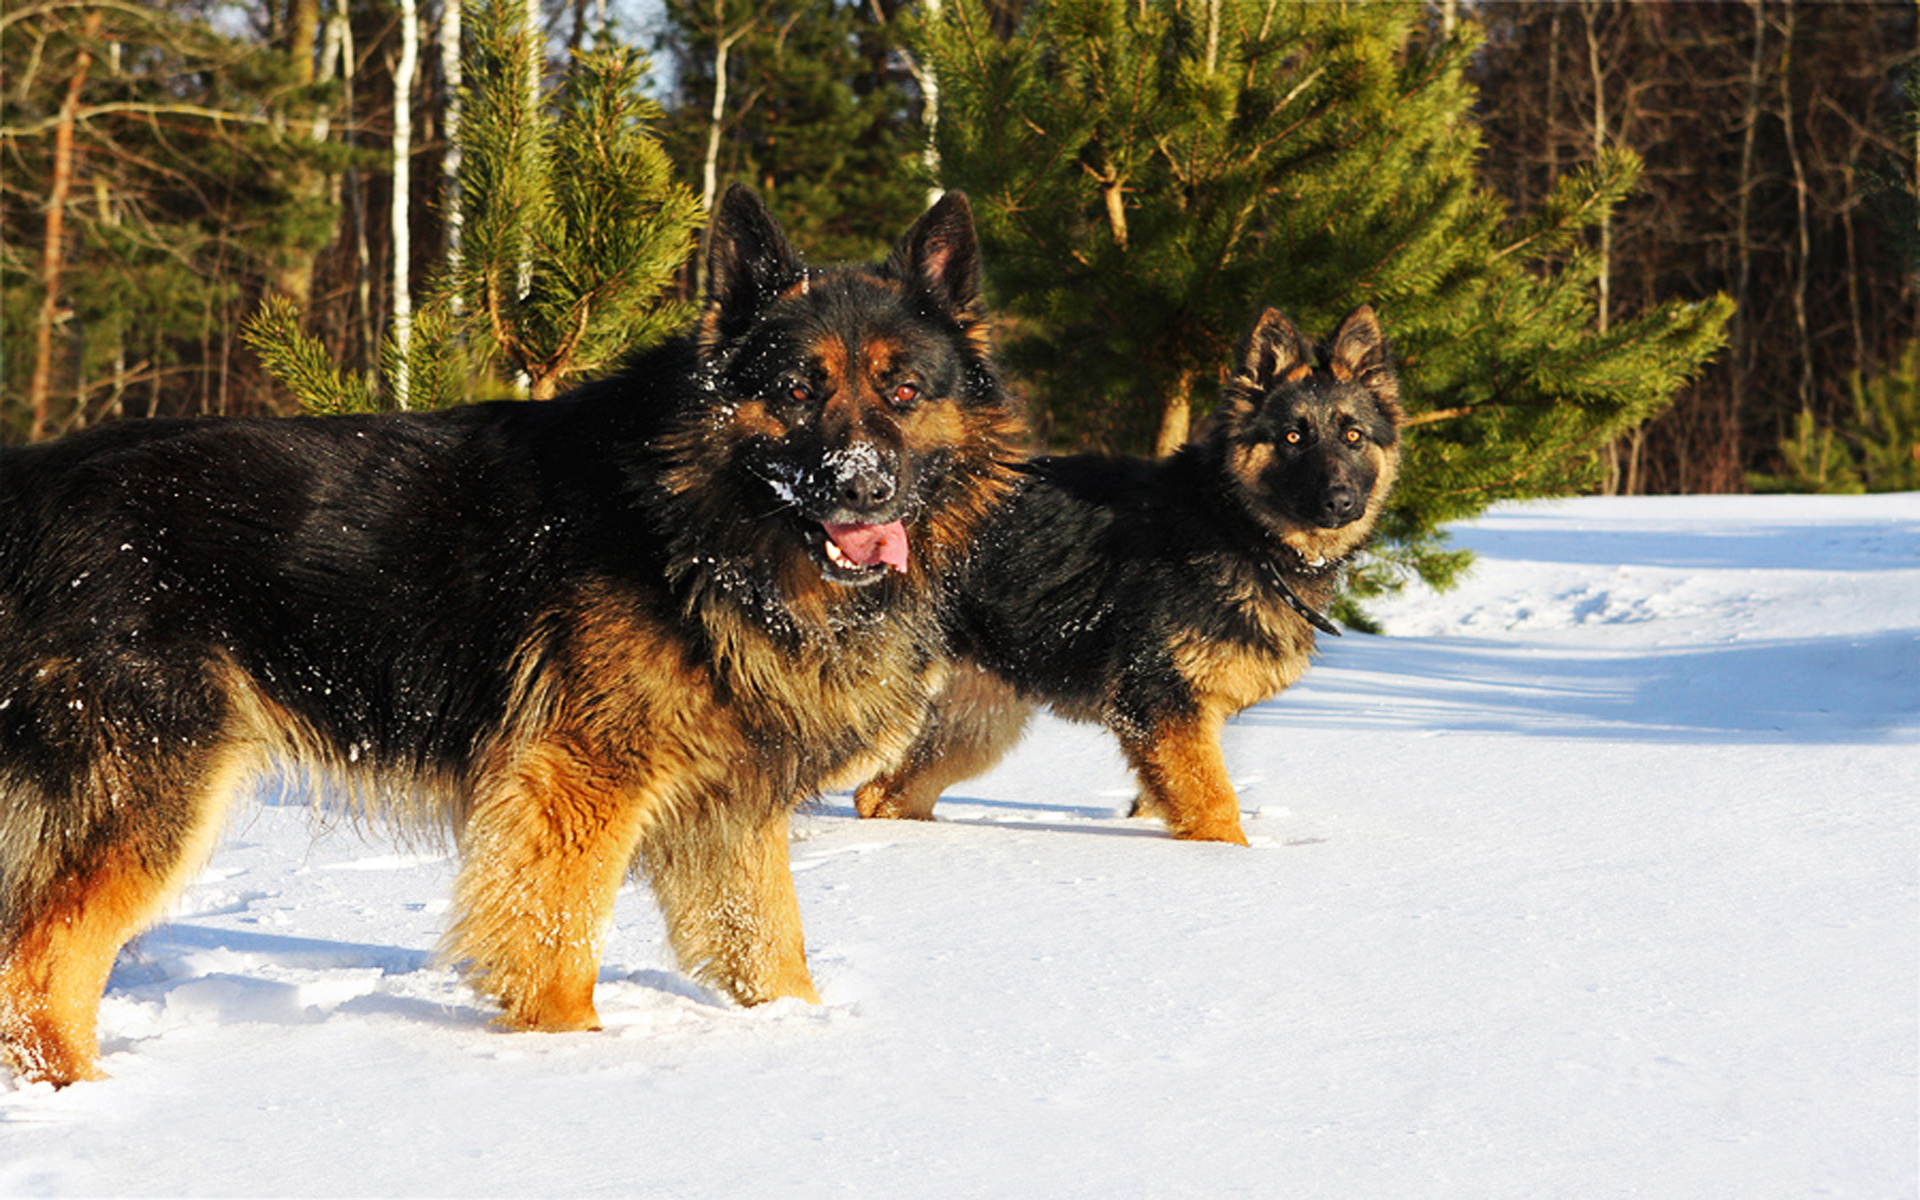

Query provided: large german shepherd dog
[855,306,1401,846]
[0,186,1023,1086]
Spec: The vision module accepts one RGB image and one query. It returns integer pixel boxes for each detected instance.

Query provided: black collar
[1254,551,1342,637]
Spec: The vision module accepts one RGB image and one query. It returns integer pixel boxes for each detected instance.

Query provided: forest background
[2,0,1914,511]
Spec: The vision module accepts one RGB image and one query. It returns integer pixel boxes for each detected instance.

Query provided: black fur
[856,306,1403,844]
[0,187,1023,1086]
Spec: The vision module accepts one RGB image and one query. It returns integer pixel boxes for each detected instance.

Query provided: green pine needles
[919,0,1733,595]
[245,0,701,412]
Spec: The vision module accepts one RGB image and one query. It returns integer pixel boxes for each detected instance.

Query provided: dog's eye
[1344,428,1364,445]
[891,382,920,408]
[1283,430,1303,445]
[787,382,813,403]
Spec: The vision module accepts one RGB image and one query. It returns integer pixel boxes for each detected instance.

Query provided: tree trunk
[1154,368,1195,458]
[697,15,749,296]
[392,0,420,406]
[28,10,101,442]
[330,0,376,379]
[1778,0,1814,419]
[273,0,324,307]
[1582,1,1610,341]
[1581,1,1634,493]
[516,0,539,359]
[702,27,735,216]
[289,0,320,85]
[1545,7,1561,194]
[440,0,463,288]
[919,0,943,206]
[1732,0,1765,486]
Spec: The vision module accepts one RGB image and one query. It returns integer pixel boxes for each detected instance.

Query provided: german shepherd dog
[854,306,1400,846]
[0,186,1023,1086]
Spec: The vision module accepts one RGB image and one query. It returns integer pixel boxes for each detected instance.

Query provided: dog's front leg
[1118,713,1250,845]
[447,736,647,1032]
[639,807,820,1006]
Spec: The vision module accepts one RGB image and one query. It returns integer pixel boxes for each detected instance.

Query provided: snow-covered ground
[3,494,1914,1198]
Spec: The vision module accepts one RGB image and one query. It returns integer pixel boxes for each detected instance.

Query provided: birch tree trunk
[695,10,750,296]
[517,0,538,369]
[440,0,463,283]
[919,0,942,206]
[393,0,420,406]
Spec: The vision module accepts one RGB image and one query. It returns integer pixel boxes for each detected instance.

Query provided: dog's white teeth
[825,540,852,568]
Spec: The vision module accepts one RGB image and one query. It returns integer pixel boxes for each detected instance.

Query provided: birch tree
[247,0,701,410]
[392,0,421,403]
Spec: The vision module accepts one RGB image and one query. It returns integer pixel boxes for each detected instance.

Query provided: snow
[3,493,1915,1198]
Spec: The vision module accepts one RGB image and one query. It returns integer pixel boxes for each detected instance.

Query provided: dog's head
[663,187,1022,630]
[1205,305,1403,564]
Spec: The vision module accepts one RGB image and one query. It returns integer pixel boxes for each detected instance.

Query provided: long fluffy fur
[0,186,1024,1086]
[855,306,1402,845]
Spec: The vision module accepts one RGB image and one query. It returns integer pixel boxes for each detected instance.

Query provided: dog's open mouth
[816,520,910,585]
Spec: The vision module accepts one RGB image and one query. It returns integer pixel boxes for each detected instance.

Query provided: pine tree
[1845,343,1920,494]
[919,0,1732,593]
[245,0,702,411]
[0,0,342,441]
[658,0,926,264]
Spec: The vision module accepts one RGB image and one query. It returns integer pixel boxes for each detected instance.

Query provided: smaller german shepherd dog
[855,306,1401,845]
[0,186,1024,1086]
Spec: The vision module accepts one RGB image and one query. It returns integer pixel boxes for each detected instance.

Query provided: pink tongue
[822,520,910,573]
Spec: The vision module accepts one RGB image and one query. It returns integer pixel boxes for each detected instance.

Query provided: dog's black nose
[1321,486,1359,524]
[837,468,896,511]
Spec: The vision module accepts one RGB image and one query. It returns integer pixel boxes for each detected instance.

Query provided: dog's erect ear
[1237,308,1312,391]
[1327,305,1388,380]
[703,185,805,347]
[1326,304,1402,418]
[886,191,982,319]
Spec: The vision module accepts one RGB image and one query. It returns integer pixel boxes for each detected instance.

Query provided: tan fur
[856,305,1402,848]
[854,664,1032,821]
[451,733,654,1030]
[1118,713,1247,846]
[1276,444,1398,566]
[2,189,1024,1086]
[640,811,819,1005]
[0,743,249,1084]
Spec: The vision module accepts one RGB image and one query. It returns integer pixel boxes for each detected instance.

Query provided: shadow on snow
[1255,628,1920,745]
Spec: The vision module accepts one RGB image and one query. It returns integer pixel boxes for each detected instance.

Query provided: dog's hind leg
[854,663,1032,821]
[0,745,247,1086]
[639,807,820,1006]
[1117,713,1250,845]
[446,736,650,1032]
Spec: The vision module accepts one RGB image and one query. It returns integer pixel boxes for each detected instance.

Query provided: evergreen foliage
[919,0,1732,592]
[1753,342,1920,495]
[1846,343,1920,493]
[245,0,701,412]
[243,294,377,416]
[1750,406,1864,495]
[657,0,925,262]
[1758,73,1918,496]
[0,0,344,439]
